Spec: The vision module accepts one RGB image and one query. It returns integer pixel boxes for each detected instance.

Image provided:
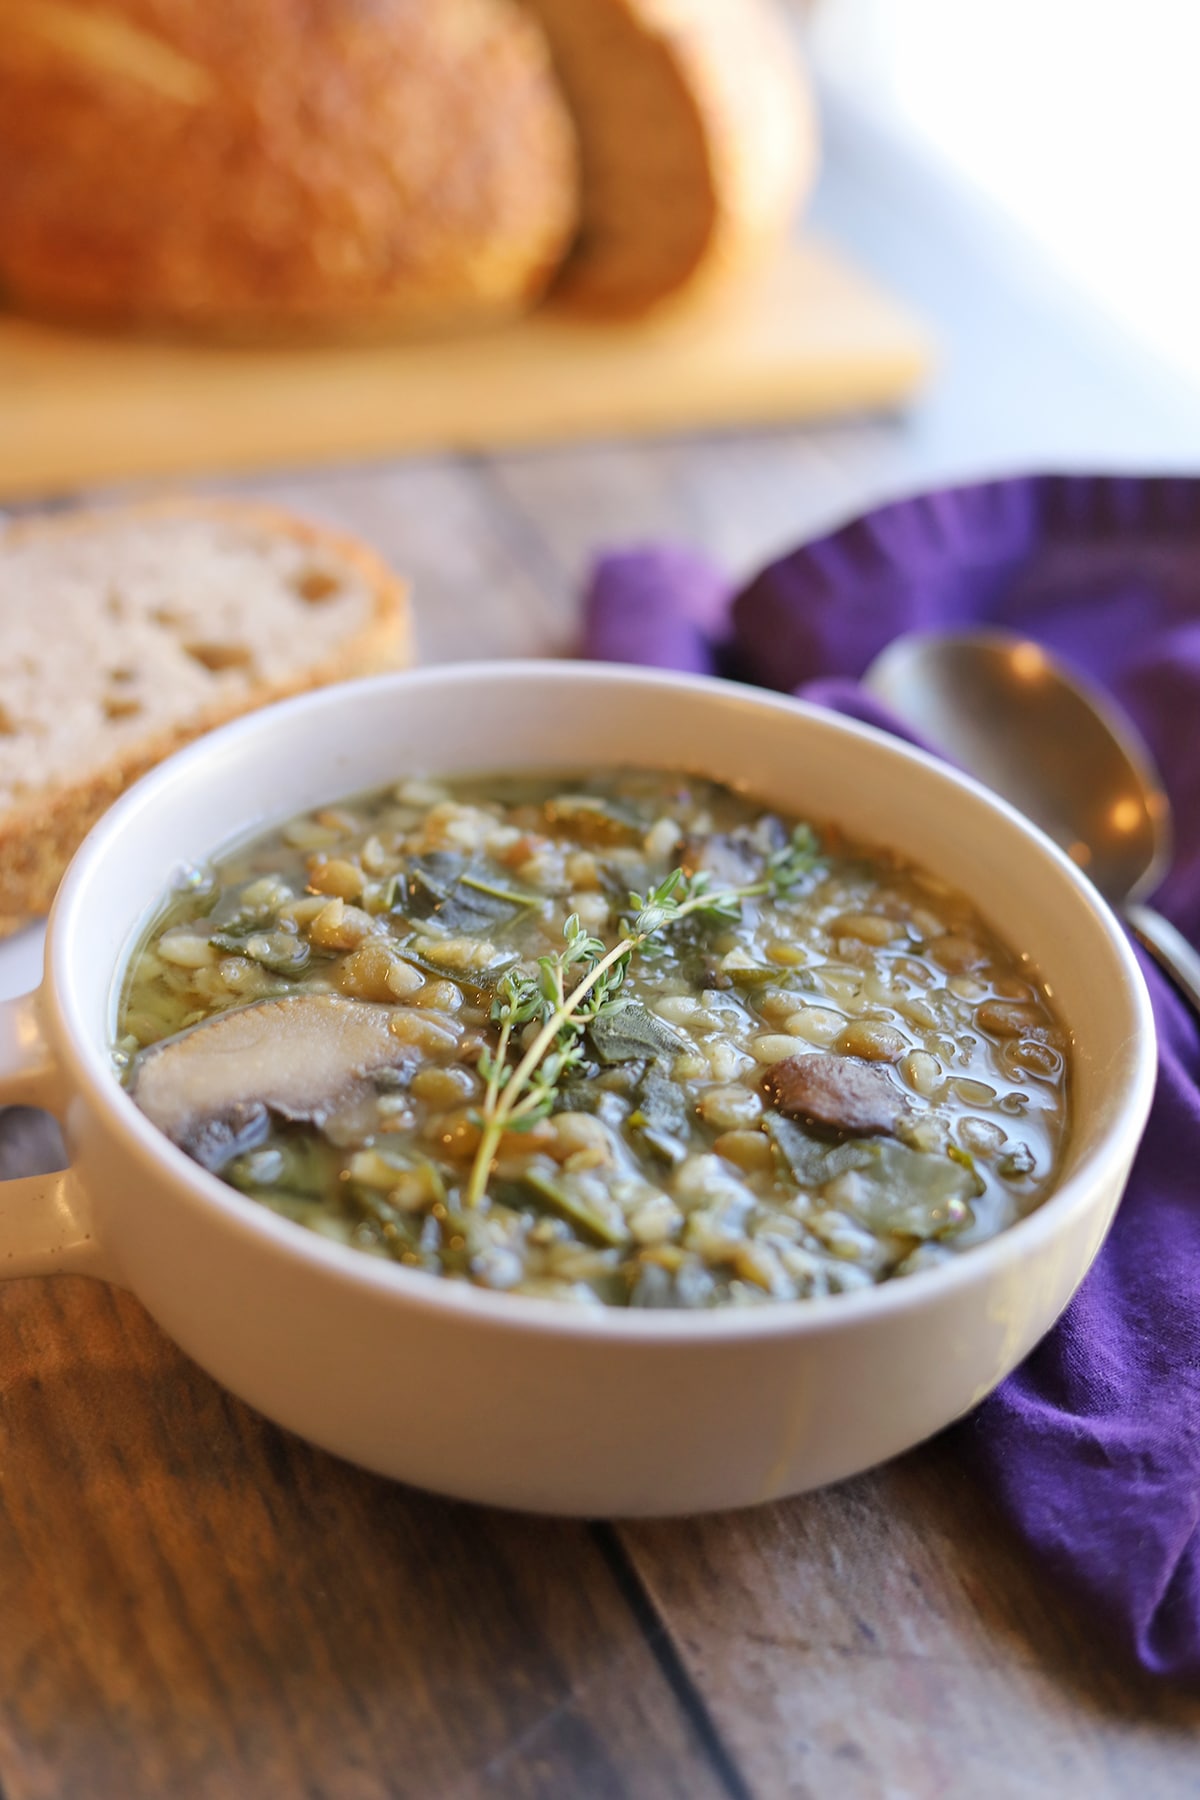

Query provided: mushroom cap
[131,993,412,1155]
[761,1052,906,1138]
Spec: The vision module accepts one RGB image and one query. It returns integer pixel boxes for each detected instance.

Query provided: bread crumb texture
[0,503,409,925]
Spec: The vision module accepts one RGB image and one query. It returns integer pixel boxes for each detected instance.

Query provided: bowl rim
[47,659,1158,1343]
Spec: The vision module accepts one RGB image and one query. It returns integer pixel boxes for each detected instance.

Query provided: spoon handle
[1125,903,1200,1016]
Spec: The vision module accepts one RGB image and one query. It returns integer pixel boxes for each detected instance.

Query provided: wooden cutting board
[0,239,930,498]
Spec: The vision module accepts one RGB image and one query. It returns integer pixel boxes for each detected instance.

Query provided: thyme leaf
[463,840,820,1208]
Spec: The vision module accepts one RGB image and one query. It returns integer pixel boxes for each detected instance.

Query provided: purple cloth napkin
[581,475,1200,1684]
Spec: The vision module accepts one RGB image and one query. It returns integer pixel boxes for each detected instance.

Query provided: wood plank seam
[592,1525,754,1800]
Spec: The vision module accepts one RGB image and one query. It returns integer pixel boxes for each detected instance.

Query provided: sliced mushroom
[176,1101,271,1172]
[681,830,760,889]
[761,1052,907,1138]
[131,994,417,1166]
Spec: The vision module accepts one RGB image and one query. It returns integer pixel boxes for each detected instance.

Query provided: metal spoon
[863,627,1200,1012]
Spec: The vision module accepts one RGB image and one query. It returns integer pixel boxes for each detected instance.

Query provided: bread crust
[0,499,411,931]
[0,0,579,336]
[530,0,818,316]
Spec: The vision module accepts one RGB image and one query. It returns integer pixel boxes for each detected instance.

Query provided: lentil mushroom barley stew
[117,770,1070,1309]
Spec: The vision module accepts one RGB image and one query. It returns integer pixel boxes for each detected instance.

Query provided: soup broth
[117,769,1070,1309]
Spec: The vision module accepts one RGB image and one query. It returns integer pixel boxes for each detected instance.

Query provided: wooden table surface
[5,110,1200,1799]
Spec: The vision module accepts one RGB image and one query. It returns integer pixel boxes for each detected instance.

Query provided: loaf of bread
[0,0,813,332]
[528,0,817,315]
[0,0,578,334]
[0,502,410,932]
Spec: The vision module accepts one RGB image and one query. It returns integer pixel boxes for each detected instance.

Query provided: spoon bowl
[865,628,1200,1012]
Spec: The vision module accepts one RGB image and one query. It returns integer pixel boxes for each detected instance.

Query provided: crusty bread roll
[0,0,812,333]
[0,0,578,335]
[0,502,410,931]
[526,0,817,314]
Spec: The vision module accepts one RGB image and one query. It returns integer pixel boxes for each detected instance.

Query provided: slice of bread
[0,501,410,932]
[526,0,817,316]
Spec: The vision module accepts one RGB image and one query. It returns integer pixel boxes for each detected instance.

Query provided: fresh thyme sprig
[765,822,821,895]
[463,826,820,1208]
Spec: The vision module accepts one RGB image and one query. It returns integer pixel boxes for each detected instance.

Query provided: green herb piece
[763,1112,873,1187]
[394,854,525,935]
[552,1081,634,1126]
[463,843,822,1209]
[226,1134,341,1203]
[588,1000,685,1065]
[839,1140,976,1239]
[459,873,541,911]
[209,878,293,931]
[628,1060,689,1165]
[766,1115,976,1236]
[624,867,743,934]
[766,824,823,893]
[723,961,782,988]
[521,1167,631,1248]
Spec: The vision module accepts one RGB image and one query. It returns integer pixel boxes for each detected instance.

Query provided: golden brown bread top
[0,0,813,334]
[527,0,817,315]
[0,0,579,334]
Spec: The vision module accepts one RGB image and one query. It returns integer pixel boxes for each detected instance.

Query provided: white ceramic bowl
[0,663,1156,1516]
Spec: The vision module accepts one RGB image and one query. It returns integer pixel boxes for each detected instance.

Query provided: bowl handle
[0,989,116,1283]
